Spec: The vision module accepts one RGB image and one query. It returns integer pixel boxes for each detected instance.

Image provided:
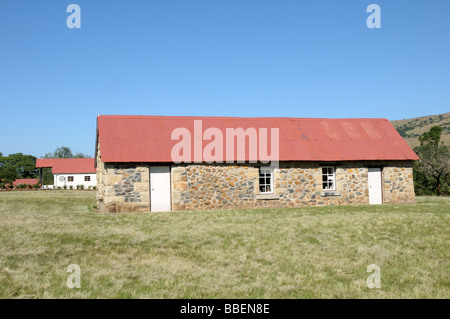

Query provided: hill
[391,112,450,148]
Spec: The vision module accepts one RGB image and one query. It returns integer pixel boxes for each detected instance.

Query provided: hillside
[391,112,450,148]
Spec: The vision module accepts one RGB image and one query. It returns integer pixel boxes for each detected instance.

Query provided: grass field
[0,191,448,299]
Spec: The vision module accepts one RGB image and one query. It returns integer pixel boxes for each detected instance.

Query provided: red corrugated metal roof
[13,178,39,186]
[97,115,419,162]
[36,158,96,174]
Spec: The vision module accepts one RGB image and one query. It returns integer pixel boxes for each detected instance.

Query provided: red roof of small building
[13,178,39,186]
[36,158,96,174]
[96,115,419,163]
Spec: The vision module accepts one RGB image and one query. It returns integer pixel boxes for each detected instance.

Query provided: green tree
[43,146,89,159]
[414,126,450,195]
[0,153,37,183]
[54,146,73,158]
[0,166,18,183]
[419,126,443,147]
[41,168,54,185]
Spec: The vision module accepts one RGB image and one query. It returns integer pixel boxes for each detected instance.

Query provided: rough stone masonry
[96,151,415,212]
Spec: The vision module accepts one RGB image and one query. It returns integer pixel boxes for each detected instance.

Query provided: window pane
[321,167,335,190]
[259,168,273,193]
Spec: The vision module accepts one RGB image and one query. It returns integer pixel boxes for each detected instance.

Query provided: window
[322,167,335,190]
[68,176,74,182]
[84,176,90,182]
[259,168,273,194]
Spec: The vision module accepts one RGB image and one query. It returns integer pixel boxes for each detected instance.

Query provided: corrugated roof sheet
[36,158,96,174]
[13,178,39,186]
[97,115,419,163]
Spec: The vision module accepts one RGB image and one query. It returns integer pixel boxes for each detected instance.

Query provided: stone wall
[382,164,415,204]
[96,156,416,212]
[96,153,150,212]
[170,160,415,211]
[171,164,259,211]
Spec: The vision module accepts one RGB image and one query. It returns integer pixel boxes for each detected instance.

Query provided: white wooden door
[368,168,383,205]
[150,166,171,212]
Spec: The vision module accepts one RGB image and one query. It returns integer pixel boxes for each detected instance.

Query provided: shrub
[80,184,84,190]
[69,185,73,190]
[33,183,41,190]
[93,186,97,190]
[17,183,27,189]
[63,185,67,189]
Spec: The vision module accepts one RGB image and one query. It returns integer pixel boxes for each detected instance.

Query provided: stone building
[95,115,418,212]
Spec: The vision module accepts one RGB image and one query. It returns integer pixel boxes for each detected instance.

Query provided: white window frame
[259,167,274,194]
[321,166,336,191]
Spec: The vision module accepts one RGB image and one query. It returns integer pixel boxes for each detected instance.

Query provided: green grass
[0,191,448,298]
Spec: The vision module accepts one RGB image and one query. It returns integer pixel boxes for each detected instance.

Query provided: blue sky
[1,0,449,157]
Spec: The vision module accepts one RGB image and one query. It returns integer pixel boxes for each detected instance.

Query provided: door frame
[368,167,384,204]
[149,165,172,212]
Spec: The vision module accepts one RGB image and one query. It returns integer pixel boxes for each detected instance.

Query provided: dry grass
[0,191,448,298]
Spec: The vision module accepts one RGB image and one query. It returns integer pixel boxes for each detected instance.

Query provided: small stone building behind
[95,115,419,212]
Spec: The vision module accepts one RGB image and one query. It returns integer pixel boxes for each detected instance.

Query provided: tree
[43,146,89,159]
[54,146,73,158]
[419,126,443,147]
[0,153,37,183]
[41,168,54,185]
[0,166,18,183]
[414,126,450,195]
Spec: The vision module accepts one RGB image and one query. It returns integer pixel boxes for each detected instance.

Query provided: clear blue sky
[1,0,449,157]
